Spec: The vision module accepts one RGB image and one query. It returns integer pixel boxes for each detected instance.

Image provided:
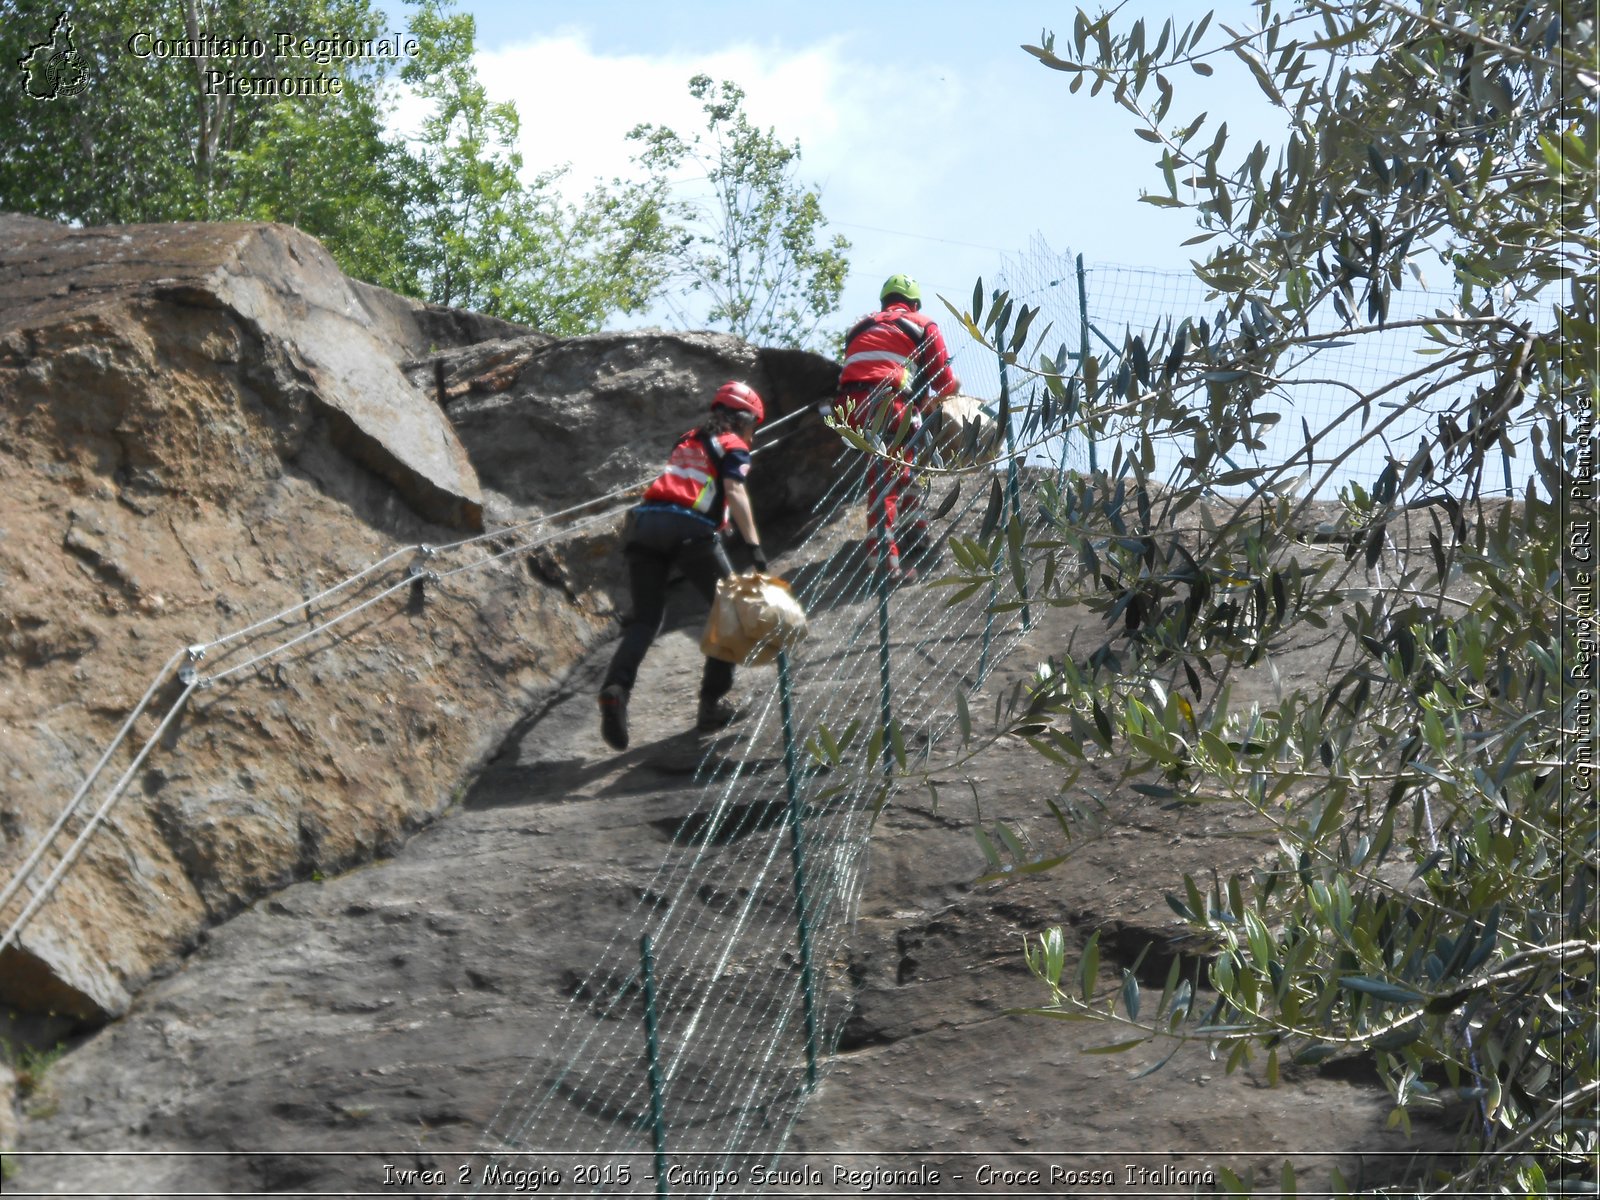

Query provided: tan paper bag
[701,573,808,666]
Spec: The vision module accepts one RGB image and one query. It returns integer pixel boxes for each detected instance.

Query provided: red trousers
[866,458,922,562]
[845,390,925,563]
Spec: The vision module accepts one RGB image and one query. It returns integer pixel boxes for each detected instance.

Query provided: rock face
[0,214,482,528]
[0,216,842,1026]
[5,505,1443,1198]
[0,216,1443,1193]
[413,329,843,527]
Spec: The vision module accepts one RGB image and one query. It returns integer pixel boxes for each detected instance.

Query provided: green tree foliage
[209,12,415,291]
[629,74,851,350]
[870,2,1592,1193]
[0,0,669,333]
[0,0,406,274]
[391,1,671,333]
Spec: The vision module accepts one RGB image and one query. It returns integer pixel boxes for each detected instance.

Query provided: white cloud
[468,30,993,322]
[474,34,853,193]
[397,16,1287,341]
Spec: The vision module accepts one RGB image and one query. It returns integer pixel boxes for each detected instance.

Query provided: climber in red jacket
[837,273,961,583]
[598,381,768,751]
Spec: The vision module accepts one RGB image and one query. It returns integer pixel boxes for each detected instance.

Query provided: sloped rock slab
[0,217,844,1029]
[10,508,1449,1195]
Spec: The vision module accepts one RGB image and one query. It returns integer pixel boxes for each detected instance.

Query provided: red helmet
[712,380,765,424]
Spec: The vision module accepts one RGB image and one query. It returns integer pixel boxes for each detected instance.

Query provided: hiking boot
[598,684,630,750]
[696,696,745,733]
[898,519,932,560]
[881,556,918,586]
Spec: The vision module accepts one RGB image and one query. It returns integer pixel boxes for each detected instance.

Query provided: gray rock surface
[0,214,482,528]
[411,328,842,530]
[0,217,839,1026]
[8,504,1449,1196]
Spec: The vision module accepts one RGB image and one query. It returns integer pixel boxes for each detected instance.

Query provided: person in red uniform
[837,273,961,583]
[598,381,768,751]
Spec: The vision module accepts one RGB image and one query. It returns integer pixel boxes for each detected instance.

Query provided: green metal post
[977,571,999,686]
[996,345,1033,632]
[979,349,1010,684]
[1054,425,1071,502]
[776,650,821,1089]
[874,493,895,775]
[1076,253,1098,474]
[639,935,670,1198]
[1055,276,1073,498]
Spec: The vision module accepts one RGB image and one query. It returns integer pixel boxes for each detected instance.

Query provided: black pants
[601,507,735,702]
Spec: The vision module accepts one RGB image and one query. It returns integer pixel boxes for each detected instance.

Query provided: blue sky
[408,2,1281,329]
[396,6,1528,496]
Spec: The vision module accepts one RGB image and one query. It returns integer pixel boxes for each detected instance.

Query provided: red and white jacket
[837,302,960,414]
[641,428,753,528]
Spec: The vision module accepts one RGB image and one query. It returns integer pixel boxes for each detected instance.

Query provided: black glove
[749,544,768,572]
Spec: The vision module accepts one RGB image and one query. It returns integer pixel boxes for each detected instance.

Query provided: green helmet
[880,273,922,305]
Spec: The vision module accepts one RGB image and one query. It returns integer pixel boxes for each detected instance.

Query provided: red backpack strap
[847,309,929,348]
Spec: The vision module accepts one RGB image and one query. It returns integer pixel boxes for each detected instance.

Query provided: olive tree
[922,2,1594,1193]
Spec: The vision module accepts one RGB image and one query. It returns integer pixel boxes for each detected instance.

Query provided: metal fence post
[639,934,670,1197]
[873,479,895,771]
[1075,254,1099,474]
[776,650,821,1089]
[996,346,1033,632]
[978,569,999,686]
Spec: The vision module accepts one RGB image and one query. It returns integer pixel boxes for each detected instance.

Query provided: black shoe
[599,685,630,750]
[899,520,932,560]
[881,559,918,586]
[696,697,745,733]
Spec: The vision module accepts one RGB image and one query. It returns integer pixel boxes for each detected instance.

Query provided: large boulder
[0,214,483,528]
[0,216,841,1025]
[404,329,842,608]
[412,330,841,525]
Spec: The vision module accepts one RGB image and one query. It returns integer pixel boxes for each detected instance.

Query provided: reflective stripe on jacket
[837,302,959,404]
[642,428,752,527]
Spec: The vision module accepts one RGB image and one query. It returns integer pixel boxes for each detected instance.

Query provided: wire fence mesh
[464,239,1546,1192]
[467,436,1045,1193]
[953,235,1533,500]
[4,231,1551,1196]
